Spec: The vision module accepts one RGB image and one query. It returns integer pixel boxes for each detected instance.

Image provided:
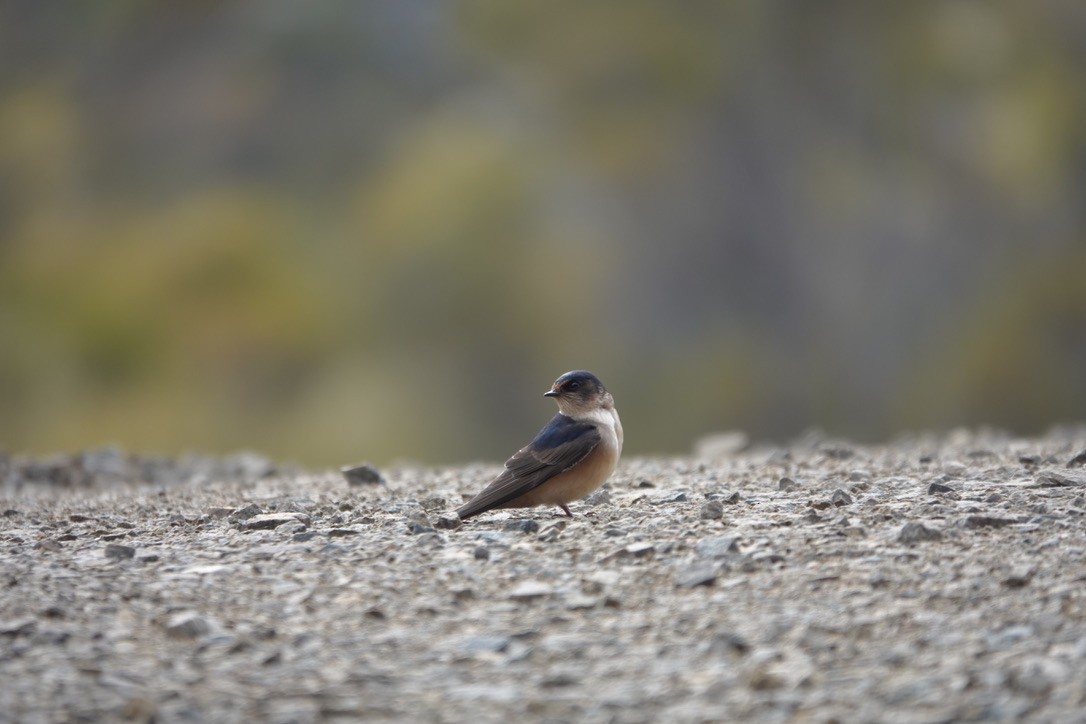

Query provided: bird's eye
[566,380,581,391]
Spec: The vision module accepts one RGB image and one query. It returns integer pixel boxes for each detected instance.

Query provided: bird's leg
[559,504,573,517]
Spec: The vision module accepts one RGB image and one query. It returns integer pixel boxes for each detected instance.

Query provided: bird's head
[544,370,612,416]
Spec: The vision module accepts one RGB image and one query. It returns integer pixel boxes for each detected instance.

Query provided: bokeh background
[2,1,1085,466]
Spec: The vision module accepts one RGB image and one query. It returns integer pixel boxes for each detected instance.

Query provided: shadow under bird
[456,370,623,520]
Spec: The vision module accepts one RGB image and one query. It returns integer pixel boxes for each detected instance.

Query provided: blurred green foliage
[1,2,1084,464]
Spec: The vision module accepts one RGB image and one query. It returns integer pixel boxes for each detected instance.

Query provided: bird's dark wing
[456,414,601,519]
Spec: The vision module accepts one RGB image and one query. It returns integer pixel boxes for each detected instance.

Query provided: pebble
[898,522,943,544]
[928,482,954,494]
[962,516,1017,529]
[830,489,853,506]
[459,635,511,654]
[508,581,552,600]
[695,535,741,557]
[778,477,800,492]
[700,500,724,519]
[1037,471,1085,487]
[675,563,718,588]
[341,463,384,486]
[104,544,136,560]
[434,513,462,530]
[502,519,539,534]
[164,612,213,639]
[229,503,262,521]
[243,513,302,530]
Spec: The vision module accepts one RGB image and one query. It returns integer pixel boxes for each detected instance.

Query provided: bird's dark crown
[546,370,606,399]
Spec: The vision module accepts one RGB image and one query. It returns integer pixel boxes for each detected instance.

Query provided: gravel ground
[2,428,1086,723]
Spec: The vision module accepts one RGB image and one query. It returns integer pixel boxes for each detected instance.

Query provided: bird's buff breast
[504,408,622,508]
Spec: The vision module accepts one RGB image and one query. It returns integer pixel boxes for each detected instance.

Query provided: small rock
[695,535,740,558]
[778,477,800,492]
[962,515,1016,529]
[165,612,212,639]
[243,513,300,530]
[1003,568,1034,588]
[206,507,234,519]
[537,521,567,542]
[460,635,511,653]
[419,496,447,511]
[473,546,490,560]
[653,491,688,504]
[104,544,136,560]
[342,463,384,486]
[434,513,462,530]
[1018,454,1041,467]
[327,528,360,537]
[1067,449,1086,468]
[603,527,627,537]
[0,618,37,637]
[624,542,655,558]
[700,500,724,519]
[1037,471,1085,487]
[509,581,552,600]
[676,563,718,588]
[292,531,320,542]
[898,522,943,544]
[407,523,436,535]
[229,504,262,521]
[584,489,612,506]
[802,509,821,523]
[503,519,539,534]
[830,489,853,506]
[928,482,954,494]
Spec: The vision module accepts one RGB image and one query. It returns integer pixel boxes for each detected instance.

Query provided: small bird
[457,370,623,520]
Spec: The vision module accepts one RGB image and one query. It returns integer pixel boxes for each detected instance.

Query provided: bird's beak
[543,389,559,397]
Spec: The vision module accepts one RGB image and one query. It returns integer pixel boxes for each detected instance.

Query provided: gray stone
[899,522,943,544]
[700,500,724,519]
[962,515,1017,529]
[459,635,510,653]
[242,513,301,530]
[778,477,800,492]
[695,535,741,557]
[1037,471,1085,487]
[830,489,853,506]
[508,581,552,600]
[104,543,136,560]
[675,563,718,587]
[165,612,213,639]
[229,503,262,521]
[434,513,462,530]
[503,519,539,534]
[342,463,384,486]
[928,482,954,494]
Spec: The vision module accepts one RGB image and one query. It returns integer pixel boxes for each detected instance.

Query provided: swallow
[457,370,623,520]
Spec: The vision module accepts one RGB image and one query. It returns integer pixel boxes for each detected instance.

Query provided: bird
[456,370,623,520]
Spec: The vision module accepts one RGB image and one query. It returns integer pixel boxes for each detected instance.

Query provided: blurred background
[2,1,1085,467]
